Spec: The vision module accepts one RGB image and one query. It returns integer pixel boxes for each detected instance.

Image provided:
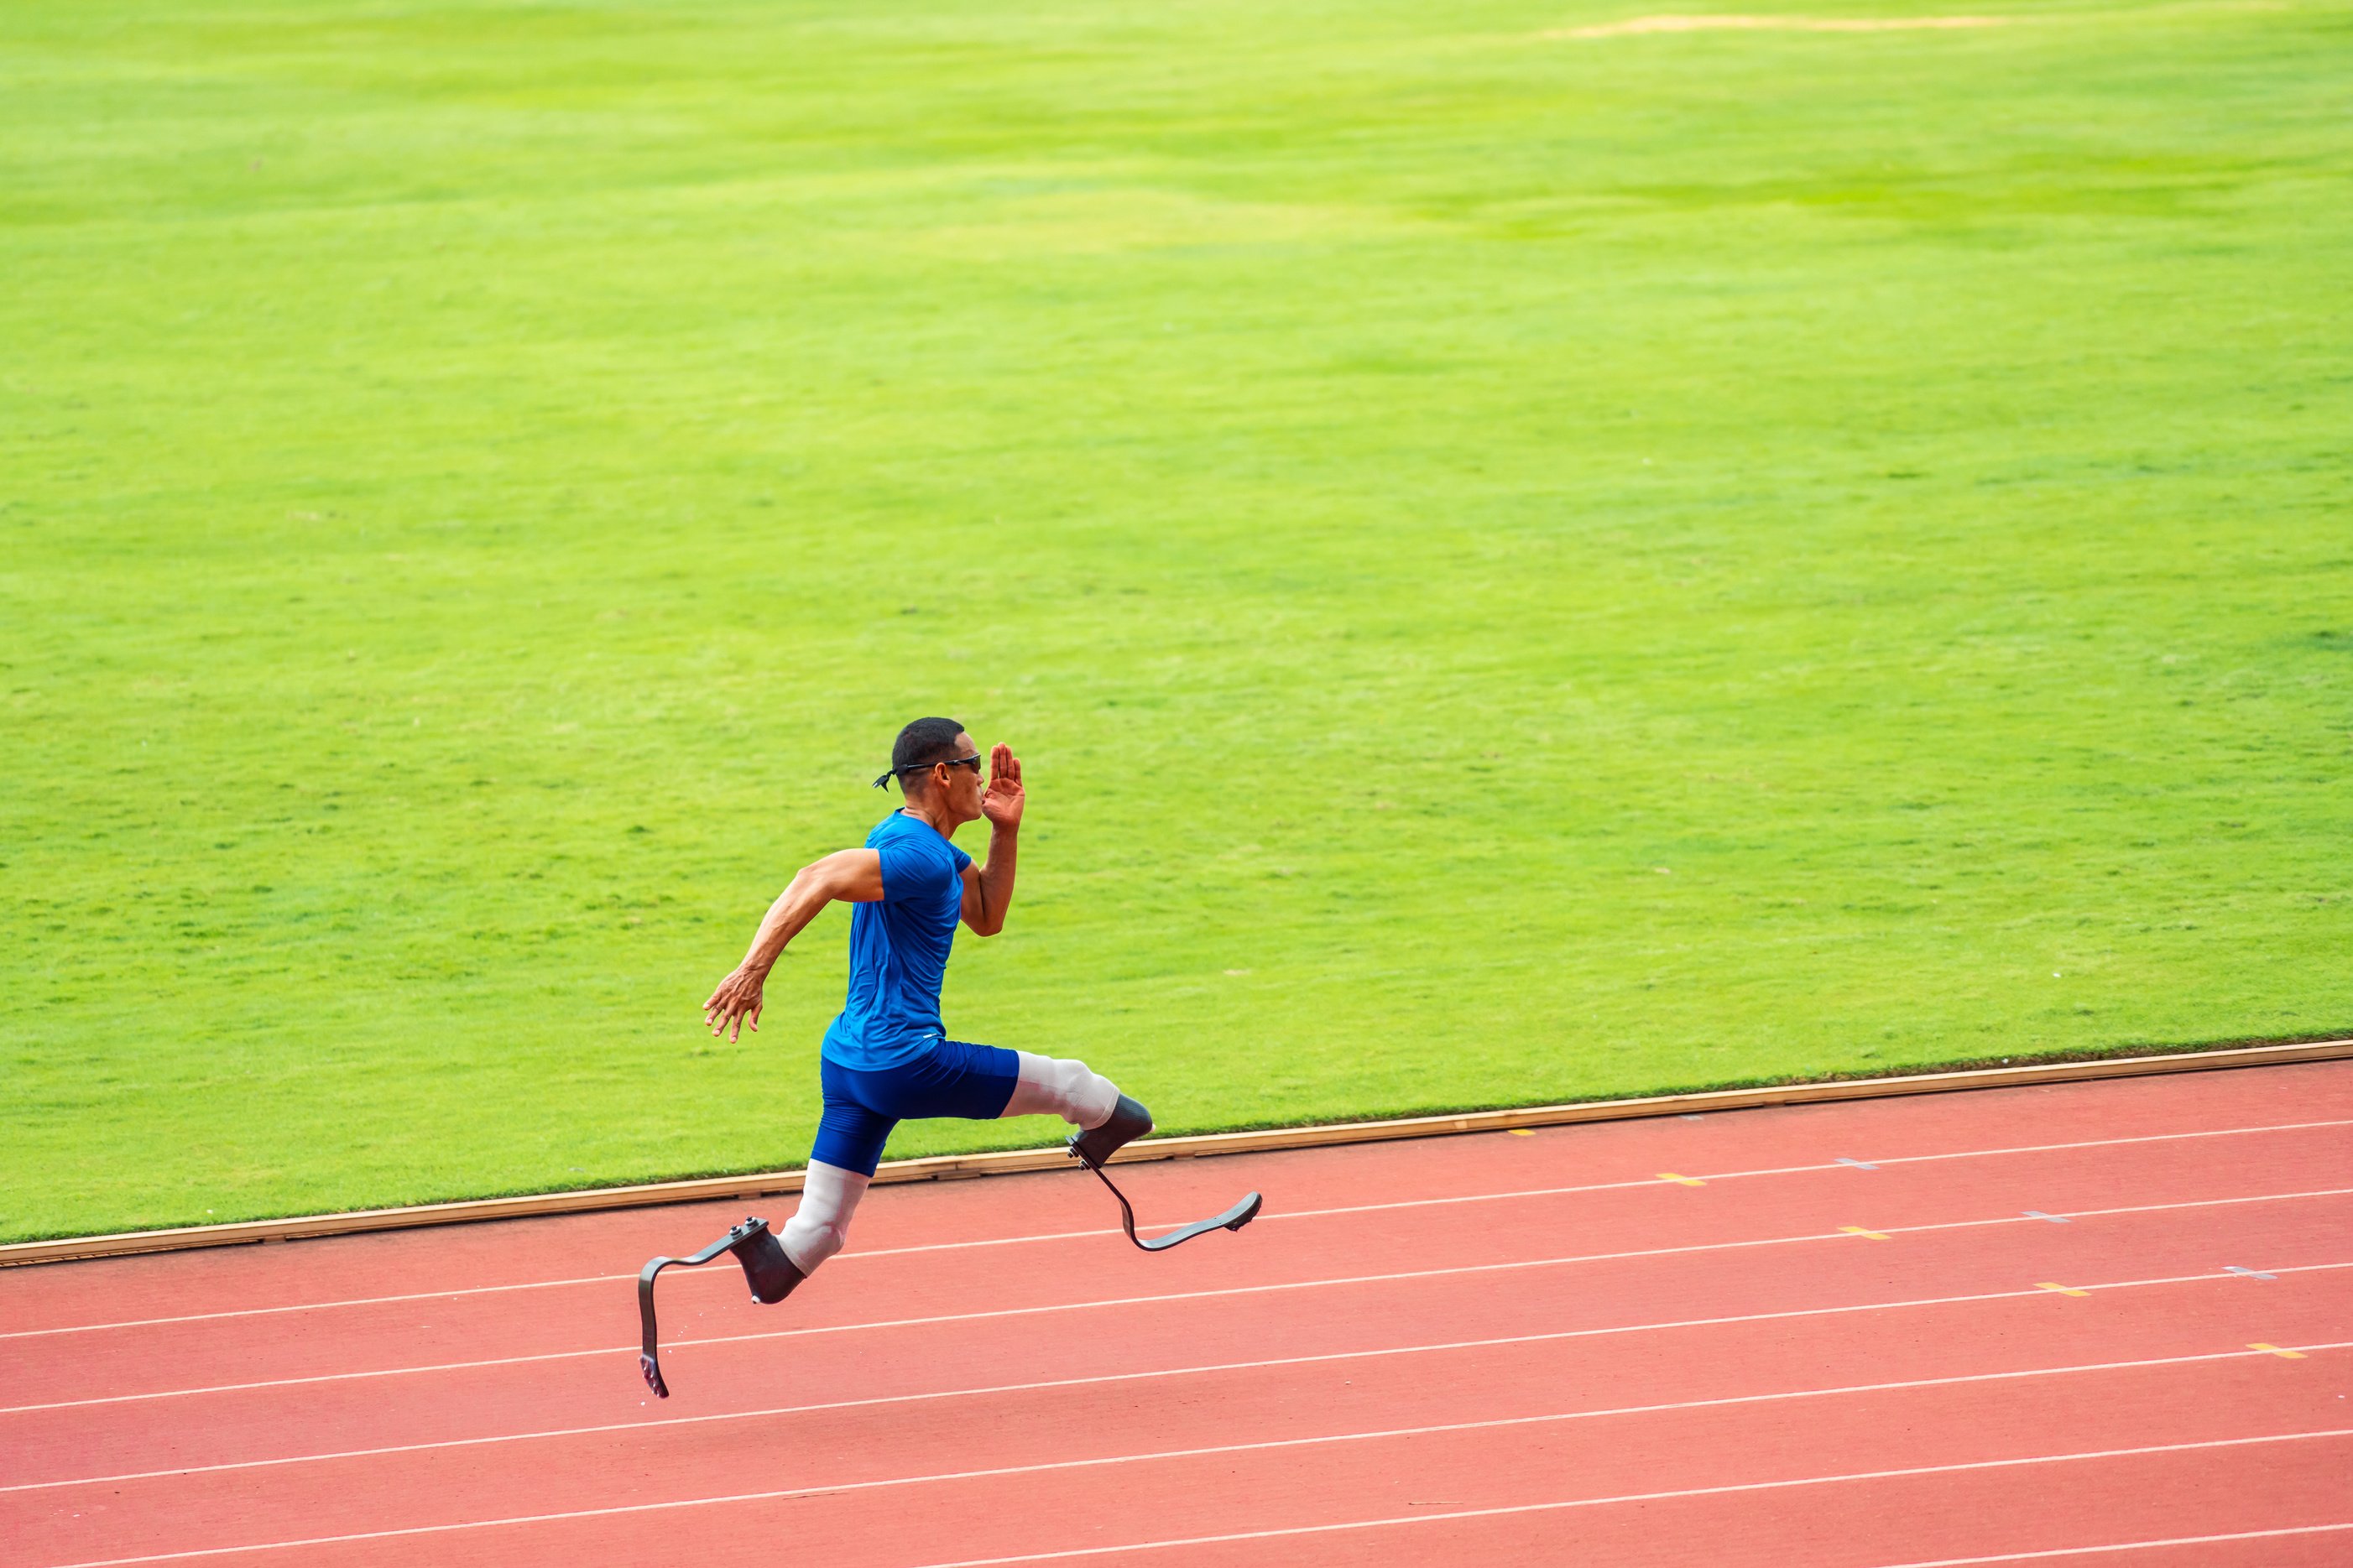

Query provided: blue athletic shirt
[821,812,973,1070]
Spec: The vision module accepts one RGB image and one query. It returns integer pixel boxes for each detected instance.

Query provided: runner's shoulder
[868,813,968,889]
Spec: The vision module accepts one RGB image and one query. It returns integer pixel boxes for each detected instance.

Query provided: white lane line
[1865,1117,2353,1170]
[8,1287,2342,1501]
[910,1440,2353,1568]
[13,1116,2346,1342]
[1865,1521,2353,1565]
[1193,1116,2353,1232]
[45,1426,2353,1568]
[9,1186,2349,1417]
[0,1226,1114,1342]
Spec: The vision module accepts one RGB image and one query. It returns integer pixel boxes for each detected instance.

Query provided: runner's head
[879,716,983,819]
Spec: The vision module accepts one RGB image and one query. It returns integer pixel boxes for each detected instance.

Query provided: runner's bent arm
[961,743,1023,936]
[959,830,1016,936]
[703,847,884,1041]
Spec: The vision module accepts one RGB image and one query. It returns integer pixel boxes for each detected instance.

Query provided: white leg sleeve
[779,1159,869,1275]
[1001,1051,1119,1130]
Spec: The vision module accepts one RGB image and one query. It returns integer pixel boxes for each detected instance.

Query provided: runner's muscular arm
[961,742,1023,936]
[702,847,884,1042]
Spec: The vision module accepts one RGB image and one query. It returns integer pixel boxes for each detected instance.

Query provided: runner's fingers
[705,978,755,1034]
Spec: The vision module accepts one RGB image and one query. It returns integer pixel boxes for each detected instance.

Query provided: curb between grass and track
[6,1037,2348,1268]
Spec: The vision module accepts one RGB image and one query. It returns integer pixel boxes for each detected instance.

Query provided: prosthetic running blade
[1069,1110,1262,1252]
[1086,1164,1263,1251]
[637,1215,802,1398]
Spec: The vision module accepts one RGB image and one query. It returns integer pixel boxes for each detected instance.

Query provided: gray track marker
[2225,1265,2277,1281]
[2022,1210,2070,1223]
[1835,1157,1879,1170]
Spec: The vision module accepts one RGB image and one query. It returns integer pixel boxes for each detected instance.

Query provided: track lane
[11,1220,2348,1555]
[8,1187,2345,1486]
[13,1261,2350,1502]
[9,1061,2348,1568]
[16,1299,2350,1558]
[39,1389,2352,1567]
[8,1116,2345,1408]
[8,1058,2345,1336]
[12,1112,2347,1347]
[904,1435,2353,1568]
[8,1183,2347,1479]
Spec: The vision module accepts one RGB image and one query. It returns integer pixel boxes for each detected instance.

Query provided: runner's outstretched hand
[702,847,885,1039]
[983,742,1024,831]
[703,966,764,1042]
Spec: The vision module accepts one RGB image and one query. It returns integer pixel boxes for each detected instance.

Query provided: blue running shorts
[811,1038,1020,1177]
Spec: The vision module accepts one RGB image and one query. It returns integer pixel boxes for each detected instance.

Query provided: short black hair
[874,716,967,790]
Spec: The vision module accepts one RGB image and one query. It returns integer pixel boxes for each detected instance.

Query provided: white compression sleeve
[779,1159,869,1275]
[1001,1051,1119,1130]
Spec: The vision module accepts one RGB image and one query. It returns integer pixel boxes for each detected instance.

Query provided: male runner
[699,716,1153,1301]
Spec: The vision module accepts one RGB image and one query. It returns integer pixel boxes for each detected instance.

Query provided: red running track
[3,1060,2350,1568]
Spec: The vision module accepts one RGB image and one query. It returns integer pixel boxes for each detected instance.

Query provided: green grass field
[5,0,2349,1242]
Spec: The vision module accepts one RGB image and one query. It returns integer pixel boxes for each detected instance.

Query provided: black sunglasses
[873,753,983,789]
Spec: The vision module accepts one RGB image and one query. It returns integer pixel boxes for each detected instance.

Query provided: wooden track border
[6,1038,2348,1268]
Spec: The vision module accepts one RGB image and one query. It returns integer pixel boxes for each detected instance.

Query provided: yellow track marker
[1657,1172,1707,1187]
[2037,1282,2090,1297]
[1840,1226,1891,1240]
[1508,1128,1536,1138]
[2248,1342,2306,1359]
